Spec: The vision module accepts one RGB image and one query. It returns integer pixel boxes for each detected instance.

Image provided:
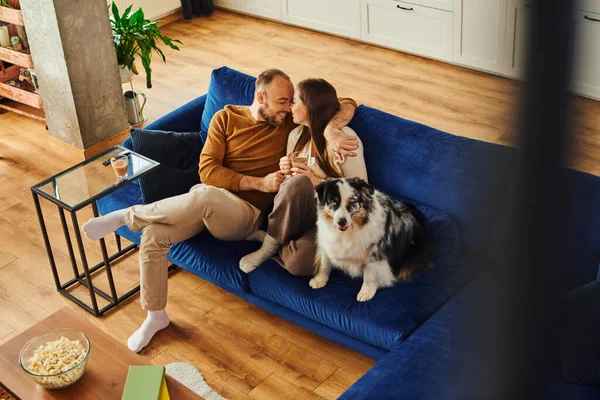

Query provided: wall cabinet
[361,0,453,62]
[453,0,507,74]
[246,0,282,20]
[213,0,600,100]
[571,10,600,99]
[281,0,361,39]
[213,0,246,13]
[503,0,531,79]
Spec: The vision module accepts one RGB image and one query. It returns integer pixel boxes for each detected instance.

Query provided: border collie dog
[310,178,434,301]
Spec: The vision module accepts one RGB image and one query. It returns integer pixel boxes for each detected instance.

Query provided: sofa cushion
[557,280,600,385]
[348,105,519,253]
[248,204,469,351]
[200,66,255,141]
[130,129,202,203]
[96,183,254,294]
[340,262,600,400]
[399,198,462,266]
[560,169,600,290]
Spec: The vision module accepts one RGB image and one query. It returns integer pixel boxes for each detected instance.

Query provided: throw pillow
[557,280,600,385]
[200,66,256,142]
[130,129,202,203]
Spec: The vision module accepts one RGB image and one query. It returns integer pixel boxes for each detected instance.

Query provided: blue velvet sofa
[98,67,600,399]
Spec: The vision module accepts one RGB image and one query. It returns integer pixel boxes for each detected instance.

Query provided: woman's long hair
[293,79,341,178]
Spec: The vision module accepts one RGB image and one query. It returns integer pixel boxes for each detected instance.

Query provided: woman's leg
[279,226,318,276]
[240,175,316,273]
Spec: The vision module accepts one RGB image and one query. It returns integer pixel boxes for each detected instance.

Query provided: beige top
[286,126,368,182]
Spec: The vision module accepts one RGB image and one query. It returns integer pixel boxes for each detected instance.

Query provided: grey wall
[21,0,128,149]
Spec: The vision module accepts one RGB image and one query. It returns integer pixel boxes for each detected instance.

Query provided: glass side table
[30,145,160,316]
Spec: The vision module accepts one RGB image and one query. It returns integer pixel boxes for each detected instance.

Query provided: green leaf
[109,3,180,89]
[111,2,120,24]
[123,4,133,19]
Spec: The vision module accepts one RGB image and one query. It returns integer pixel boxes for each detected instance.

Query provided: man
[81,69,358,352]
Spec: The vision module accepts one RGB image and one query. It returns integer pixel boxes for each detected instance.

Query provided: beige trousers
[124,184,262,310]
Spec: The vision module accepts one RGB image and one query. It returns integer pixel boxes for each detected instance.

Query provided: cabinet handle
[584,15,600,23]
[396,5,414,11]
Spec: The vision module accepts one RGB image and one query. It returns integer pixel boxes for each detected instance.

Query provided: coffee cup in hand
[291,151,309,168]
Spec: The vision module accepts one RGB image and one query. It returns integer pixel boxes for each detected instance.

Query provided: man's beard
[259,105,284,127]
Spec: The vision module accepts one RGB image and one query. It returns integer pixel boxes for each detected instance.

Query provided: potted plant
[110,2,181,88]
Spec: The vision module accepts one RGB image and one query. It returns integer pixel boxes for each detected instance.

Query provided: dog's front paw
[309,276,328,289]
[357,289,376,302]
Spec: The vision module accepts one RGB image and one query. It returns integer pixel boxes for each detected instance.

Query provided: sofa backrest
[201,66,521,252]
[200,66,256,141]
[348,106,520,252]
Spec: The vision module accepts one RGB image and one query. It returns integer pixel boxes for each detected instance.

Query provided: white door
[214,0,246,12]
[281,0,362,39]
[361,0,454,62]
[571,10,600,100]
[453,0,507,74]
[504,0,532,79]
[246,0,282,20]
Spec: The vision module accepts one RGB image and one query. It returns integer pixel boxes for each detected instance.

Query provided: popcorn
[26,336,87,389]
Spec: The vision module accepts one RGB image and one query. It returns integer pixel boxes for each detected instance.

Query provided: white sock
[127,309,170,353]
[245,230,266,243]
[81,208,127,240]
[239,234,280,273]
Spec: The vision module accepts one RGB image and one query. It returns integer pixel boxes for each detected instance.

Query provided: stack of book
[122,365,170,400]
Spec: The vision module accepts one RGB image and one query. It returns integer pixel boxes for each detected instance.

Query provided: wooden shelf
[0,63,20,82]
[0,1,39,121]
[0,6,24,26]
[0,80,42,109]
[0,46,33,68]
[0,98,45,121]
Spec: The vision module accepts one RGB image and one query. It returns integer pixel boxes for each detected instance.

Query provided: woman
[239,78,368,276]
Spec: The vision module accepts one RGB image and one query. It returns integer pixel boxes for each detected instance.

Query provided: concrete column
[20,0,128,150]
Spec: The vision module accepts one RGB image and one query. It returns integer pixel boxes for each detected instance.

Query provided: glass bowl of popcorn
[18,330,90,389]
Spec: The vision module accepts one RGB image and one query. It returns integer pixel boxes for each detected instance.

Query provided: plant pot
[119,65,134,83]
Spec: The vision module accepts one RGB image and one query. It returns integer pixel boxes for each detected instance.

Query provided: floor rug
[166,362,227,400]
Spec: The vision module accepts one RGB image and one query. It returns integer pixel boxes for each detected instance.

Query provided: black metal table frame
[30,145,169,317]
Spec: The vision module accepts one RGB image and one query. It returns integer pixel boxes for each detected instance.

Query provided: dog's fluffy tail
[397,205,435,281]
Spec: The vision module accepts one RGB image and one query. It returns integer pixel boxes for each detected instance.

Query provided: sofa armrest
[146,94,207,133]
[340,255,494,400]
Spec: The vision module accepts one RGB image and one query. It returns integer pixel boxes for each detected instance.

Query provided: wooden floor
[0,8,599,400]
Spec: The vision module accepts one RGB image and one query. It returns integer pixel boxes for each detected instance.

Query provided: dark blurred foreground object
[181,0,213,20]
[557,281,600,385]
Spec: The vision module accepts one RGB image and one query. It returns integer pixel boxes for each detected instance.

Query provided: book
[159,376,171,400]
[122,365,170,400]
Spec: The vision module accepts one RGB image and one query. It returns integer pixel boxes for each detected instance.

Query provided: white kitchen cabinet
[571,10,600,99]
[246,0,282,20]
[503,0,532,79]
[453,0,507,74]
[281,0,362,39]
[213,0,246,13]
[404,0,454,12]
[361,0,453,62]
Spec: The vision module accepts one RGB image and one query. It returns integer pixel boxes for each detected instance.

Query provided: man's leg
[82,184,261,240]
[82,185,261,352]
[128,219,205,352]
[240,175,316,273]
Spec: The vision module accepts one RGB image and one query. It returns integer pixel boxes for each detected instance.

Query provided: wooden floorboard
[0,8,598,399]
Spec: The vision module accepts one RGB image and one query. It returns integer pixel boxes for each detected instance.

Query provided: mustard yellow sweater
[200,99,357,212]
[199,105,294,212]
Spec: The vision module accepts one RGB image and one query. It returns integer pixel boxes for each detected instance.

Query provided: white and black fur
[310,178,434,301]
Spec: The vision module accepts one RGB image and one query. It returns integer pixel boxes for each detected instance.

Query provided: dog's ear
[315,180,329,206]
[347,178,375,197]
